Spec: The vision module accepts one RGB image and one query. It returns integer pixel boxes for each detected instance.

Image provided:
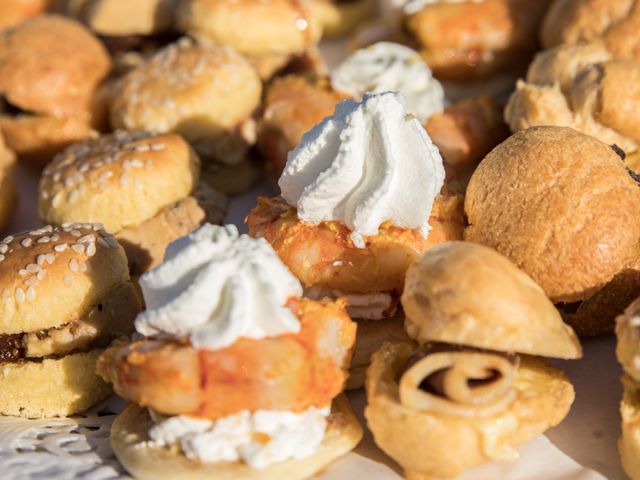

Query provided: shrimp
[246,194,464,294]
[97,298,356,419]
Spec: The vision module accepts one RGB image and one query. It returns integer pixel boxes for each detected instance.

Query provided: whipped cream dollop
[404,0,484,15]
[149,406,330,469]
[279,91,445,248]
[135,224,302,350]
[331,42,445,123]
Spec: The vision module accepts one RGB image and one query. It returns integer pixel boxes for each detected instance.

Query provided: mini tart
[365,341,575,479]
[111,395,363,480]
[38,131,227,274]
[246,193,464,294]
[0,133,16,232]
[0,224,141,417]
[109,39,262,186]
[311,0,377,38]
[0,15,111,164]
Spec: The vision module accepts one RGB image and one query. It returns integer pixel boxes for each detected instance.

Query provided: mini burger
[365,241,582,478]
[0,223,141,418]
[98,224,362,479]
[38,131,228,276]
[0,132,16,232]
[0,14,111,164]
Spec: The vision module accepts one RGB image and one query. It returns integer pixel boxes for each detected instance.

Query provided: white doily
[0,396,129,480]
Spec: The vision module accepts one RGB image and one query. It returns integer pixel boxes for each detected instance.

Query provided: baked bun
[176,0,322,58]
[365,341,575,479]
[0,14,111,164]
[111,395,363,480]
[81,0,175,36]
[311,0,377,38]
[0,0,51,31]
[617,296,640,383]
[110,39,261,173]
[505,43,640,153]
[0,132,16,232]
[402,241,582,359]
[39,131,227,274]
[0,224,141,417]
[541,0,640,60]
[619,375,640,480]
[465,127,640,333]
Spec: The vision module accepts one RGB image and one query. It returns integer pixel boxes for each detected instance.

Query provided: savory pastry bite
[0,0,51,31]
[311,0,377,38]
[38,131,227,276]
[505,43,640,155]
[248,92,465,388]
[176,0,324,80]
[403,0,553,85]
[465,126,640,336]
[98,223,362,479]
[0,133,16,233]
[110,39,262,196]
[0,223,141,418]
[541,0,640,61]
[366,241,581,479]
[0,14,112,165]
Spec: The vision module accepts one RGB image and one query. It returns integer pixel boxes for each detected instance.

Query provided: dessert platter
[0,1,639,479]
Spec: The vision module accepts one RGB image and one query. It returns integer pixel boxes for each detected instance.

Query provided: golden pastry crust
[541,0,640,61]
[0,224,130,335]
[0,348,112,418]
[505,45,640,153]
[405,0,552,81]
[110,40,261,164]
[365,341,575,479]
[311,0,377,38]
[176,0,322,57]
[39,131,200,234]
[82,0,175,35]
[246,193,465,294]
[402,242,582,359]
[465,127,640,304]
[110,395,363,480]
[0,0,51,31]
[617,296,640,382]
[0,133,16,232]
[620,375,640,480]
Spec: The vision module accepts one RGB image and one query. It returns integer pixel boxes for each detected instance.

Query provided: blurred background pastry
[38,131,227,276]
[465,126,640,336]
[0,0,52,31]
[109,39,262,195]
[98,224,362,479]
[366,241,581,479]
[0,133,16,233]
[0,224,141,418]
[312,0,377,38]
[176,0,325,80]
[0,15,112,166]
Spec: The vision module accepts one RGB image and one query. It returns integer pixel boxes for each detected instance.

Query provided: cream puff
[175,0,325,80]
[505,43,640,156]
[0,14,111,165]
[403,0,552,88]
[541,0,640,61]
[38,131,228,276]
[366,241,581,478]
[0,0,52,31]
[465,126,640,336]
[98,223,362,479]
[0,223,141,418]
[0,132,16,233]
[110,39,262,195]
[248,92,465,389]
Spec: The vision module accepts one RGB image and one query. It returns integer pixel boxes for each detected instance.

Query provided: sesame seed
[99,171,113,182]
[97,237,108,248]
[18,269,28,276]
[45,253,55,264]
[69,259,79,272]
[105,236,118,248]
[42,226,53,233]
[135,144,150,152]
[61,222,72,229]
[36,270,45,280]
[0,244,6,254]
[51,234,60,242]
[64,275,72,287]
[52,193,62,207]
[68,191,80,203]
[37,236,51,243]
[53,172,61,182]
[36,254,46,265]
[150,143,165,151]
[0,254,4,262]
[79,164,90,173]
[2,289,10,304]
[21,238,32,248]
[26,287,36,302]
[15,288,25,303]
[26,264,40,273]
[1,236,12,244]
[42,190,50,200]
[86,242,96,257]
[71,244,85,254]
[79,261,87,273]
[54,244,68,252]
[78,234,95,244]
[131,159,144,168]
[70,230,81,237]
[25,277,38,287]
[64,177,75,187]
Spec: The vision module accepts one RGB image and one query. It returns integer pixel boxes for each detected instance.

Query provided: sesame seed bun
[0,224,130,334]
[402,242,582,359]
[109,40,261,164]
[0,132,16,232]
[176,0,322,57]
[39,131,200,234]
[0,0,51,31]
[110,395,363,480]
[0,348,112,418]
[311,0,377,38]
[465,127,640,304]
[365,341,575,479]
[82,0,175,36]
